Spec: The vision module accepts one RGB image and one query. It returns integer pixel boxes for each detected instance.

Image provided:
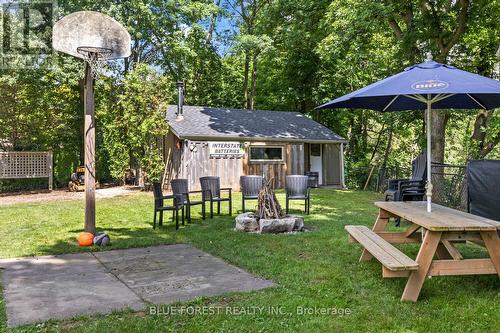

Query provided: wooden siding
[162,134,342,190]
[162,132,174,188]
[244,143,304,188]
[287,144,305,175]
[179,141,243,191]
[304,143,310,173]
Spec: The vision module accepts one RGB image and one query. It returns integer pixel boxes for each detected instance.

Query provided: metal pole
[176,81,184,121]
[426,95,432,213]
[84,63,96,234]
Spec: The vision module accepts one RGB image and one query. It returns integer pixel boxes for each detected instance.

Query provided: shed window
[249,146,283,161]
[310,144,321,156]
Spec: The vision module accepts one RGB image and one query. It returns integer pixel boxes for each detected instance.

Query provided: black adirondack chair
[285,175,310,214]
[385,153,427,202]
[200,176,232,218]
[467,160,500,236]
[171,178,205,222]
[240,175,264,212]
[152,182,184,230]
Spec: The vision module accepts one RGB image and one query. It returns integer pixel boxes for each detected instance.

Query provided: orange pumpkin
[78,232,94,247]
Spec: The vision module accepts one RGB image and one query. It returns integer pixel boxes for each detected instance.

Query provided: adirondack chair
[240,175,264,212]
[152,182,184,230]
[200,176,232,218]
[171,178,205,221]
[467,160,500,236]
[285,175,310,214]
[385,153,427,202]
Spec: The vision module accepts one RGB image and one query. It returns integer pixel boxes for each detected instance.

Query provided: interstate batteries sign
[208,142,245,158]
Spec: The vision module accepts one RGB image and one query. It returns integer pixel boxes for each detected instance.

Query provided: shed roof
[166,105,346,143]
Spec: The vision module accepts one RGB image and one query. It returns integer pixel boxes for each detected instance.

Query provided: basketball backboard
[53,11,131,60]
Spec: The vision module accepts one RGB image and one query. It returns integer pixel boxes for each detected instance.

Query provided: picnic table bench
[346,201,500,302]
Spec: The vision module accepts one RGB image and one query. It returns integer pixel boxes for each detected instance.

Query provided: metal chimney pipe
[176,81,184,121]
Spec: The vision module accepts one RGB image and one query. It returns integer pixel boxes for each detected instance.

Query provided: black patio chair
[385,153,427,202]
[200,176,232,218]
[467,160,500,236]
[285,175,310,214]
[152,182,184,230]
[240,175,264,212]
[171,178,206,222]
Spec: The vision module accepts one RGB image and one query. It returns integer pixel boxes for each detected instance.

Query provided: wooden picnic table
[346,201,500,302]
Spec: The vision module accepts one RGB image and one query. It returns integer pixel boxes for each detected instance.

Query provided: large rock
[235,213,259,232]
[236,213,305,234]
[289,215,304,231]
[259,217,296,233]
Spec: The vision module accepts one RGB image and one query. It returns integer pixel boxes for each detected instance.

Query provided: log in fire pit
[235,179,305,233]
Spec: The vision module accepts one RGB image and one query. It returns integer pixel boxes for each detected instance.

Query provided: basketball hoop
[53,11,131,234]
[77,46,113,79]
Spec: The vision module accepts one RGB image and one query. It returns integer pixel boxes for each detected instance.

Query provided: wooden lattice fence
[0,151,53,190]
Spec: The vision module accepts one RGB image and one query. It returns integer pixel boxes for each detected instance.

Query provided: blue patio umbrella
[316,54,500,212]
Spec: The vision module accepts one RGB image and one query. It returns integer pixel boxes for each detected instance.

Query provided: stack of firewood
[256,178,285,219]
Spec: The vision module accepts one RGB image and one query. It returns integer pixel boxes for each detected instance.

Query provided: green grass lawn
[0,189,498,332]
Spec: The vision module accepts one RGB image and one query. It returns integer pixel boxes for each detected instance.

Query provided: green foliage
[311,0,500,172]
[0,57,82,189]
[98,64,172,183]
[2,0,500,193]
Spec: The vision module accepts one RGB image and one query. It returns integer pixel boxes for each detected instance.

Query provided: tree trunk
[430,110,449,164]
[345,115,355,156]
[430,110,449,204]
[353,113,364,157]
[380,128,393,189]
[137,167,145,187]
[206,0,221,45]
[470,109,500,158]
[250,52,258,110]
[243,52,250,109]
[470,110,488,158]
[124,58,128,75]
[479,137,500,158]
[369,123,385,162]
[361,111,368,152]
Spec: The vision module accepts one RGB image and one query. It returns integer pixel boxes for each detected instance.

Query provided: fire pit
[235,179,305,234]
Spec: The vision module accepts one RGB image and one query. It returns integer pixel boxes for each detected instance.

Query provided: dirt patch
[0,186,138,206]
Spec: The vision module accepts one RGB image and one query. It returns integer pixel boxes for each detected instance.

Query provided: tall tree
[228,0,271,109]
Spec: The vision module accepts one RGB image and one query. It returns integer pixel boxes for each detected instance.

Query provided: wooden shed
[162,105,347,191]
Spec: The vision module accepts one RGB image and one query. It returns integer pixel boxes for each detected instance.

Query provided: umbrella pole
[426,95,432,212]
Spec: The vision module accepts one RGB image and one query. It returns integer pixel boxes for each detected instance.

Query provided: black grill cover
[467,160,500,222]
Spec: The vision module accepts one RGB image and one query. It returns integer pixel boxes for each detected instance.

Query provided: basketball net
[77,46,112,79]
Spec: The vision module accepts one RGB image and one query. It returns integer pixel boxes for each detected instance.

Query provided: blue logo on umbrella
[411,80,449,91]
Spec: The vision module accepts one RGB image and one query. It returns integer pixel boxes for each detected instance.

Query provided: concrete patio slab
[93,244,275,304]
[0,252,144,327]
[0,244,275,327]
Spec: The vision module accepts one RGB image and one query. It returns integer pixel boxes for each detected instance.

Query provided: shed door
[322,143,341,185]
[310,143,323,185]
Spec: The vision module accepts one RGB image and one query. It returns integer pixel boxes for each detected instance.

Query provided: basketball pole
[53,11,131,237]
[84,62,96,234]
